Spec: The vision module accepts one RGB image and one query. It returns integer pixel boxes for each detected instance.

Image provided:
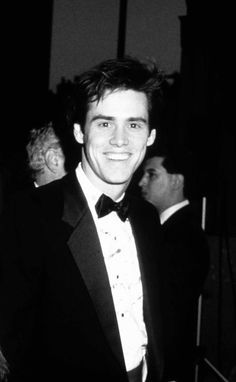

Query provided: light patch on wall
[125,0,186,74]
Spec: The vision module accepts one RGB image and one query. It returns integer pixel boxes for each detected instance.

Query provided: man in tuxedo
[139,150,210,382]
[0,57,165,382]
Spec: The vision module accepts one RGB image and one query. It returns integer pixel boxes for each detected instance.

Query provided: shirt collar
[160,199,189,225]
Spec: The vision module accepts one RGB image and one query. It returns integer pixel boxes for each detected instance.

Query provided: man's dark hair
[70,56,164,131]
[161,151,189,178]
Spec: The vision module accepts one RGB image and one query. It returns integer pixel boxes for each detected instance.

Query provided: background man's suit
[0,172,164,382]
[159,204,210,382]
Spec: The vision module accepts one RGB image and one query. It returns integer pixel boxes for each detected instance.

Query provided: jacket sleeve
[0,192,44,380]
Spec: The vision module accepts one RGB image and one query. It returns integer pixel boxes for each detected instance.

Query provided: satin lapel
[61,173,125,369]
[128,201,153,310]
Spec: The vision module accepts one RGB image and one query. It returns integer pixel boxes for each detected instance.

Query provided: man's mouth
[105,152,131,161]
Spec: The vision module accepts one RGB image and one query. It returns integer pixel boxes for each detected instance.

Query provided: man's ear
[171,173,184,190]
[147,129,156,147]
[45,149,58,173]
[74,123,84,144]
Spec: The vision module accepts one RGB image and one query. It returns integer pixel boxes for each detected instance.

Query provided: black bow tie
[95,194,129,222]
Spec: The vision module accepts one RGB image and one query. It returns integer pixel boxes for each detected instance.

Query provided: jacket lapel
[61,173,126,369]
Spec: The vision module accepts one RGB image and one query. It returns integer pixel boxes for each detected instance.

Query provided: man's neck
[80,165,128,201]
[159,194,185,215]
[78,162,128,201]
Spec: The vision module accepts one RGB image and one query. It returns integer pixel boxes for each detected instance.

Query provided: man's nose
[109,126,129,146]
[139,175,146,187]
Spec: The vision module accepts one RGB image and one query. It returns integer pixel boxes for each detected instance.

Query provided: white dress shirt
[76,163,148,380]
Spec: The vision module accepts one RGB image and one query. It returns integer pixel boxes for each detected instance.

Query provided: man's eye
[129,123,139,129]
[148,172,158,180]
[98,122,110,128]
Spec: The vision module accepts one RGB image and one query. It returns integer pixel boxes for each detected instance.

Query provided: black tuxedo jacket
[0,172,163,382]
[159,204,210,382]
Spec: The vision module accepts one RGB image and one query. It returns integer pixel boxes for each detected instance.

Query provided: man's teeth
[106,153,130,160]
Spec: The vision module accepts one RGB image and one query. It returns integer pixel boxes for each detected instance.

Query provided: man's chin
[105,176,131,186]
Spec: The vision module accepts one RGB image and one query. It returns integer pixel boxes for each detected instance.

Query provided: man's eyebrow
[128,117,148,123]
[90,115,114,122]
[90,115,148,123]
[146,168,158,174]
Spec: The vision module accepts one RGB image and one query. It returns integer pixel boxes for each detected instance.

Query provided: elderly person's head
[26,122,66,187]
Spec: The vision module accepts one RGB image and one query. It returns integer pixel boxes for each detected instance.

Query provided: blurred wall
[49,0,186,91]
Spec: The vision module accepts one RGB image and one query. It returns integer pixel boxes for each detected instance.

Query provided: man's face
[139,156,173,211]
[74,89,156,192]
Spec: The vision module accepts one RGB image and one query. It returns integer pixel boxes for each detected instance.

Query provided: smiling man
[74,88,155,199]
[0,57,164,382]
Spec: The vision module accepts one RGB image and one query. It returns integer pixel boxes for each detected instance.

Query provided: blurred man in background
[139,150,210,382]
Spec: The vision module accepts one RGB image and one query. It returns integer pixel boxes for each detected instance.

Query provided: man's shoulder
[2,173,76,222]
[33,172,81,216]
[129,194,159,220]
[128,195,161,240]
[162,203,209,248]
[164,203,200,226]
[33,172,78,200]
